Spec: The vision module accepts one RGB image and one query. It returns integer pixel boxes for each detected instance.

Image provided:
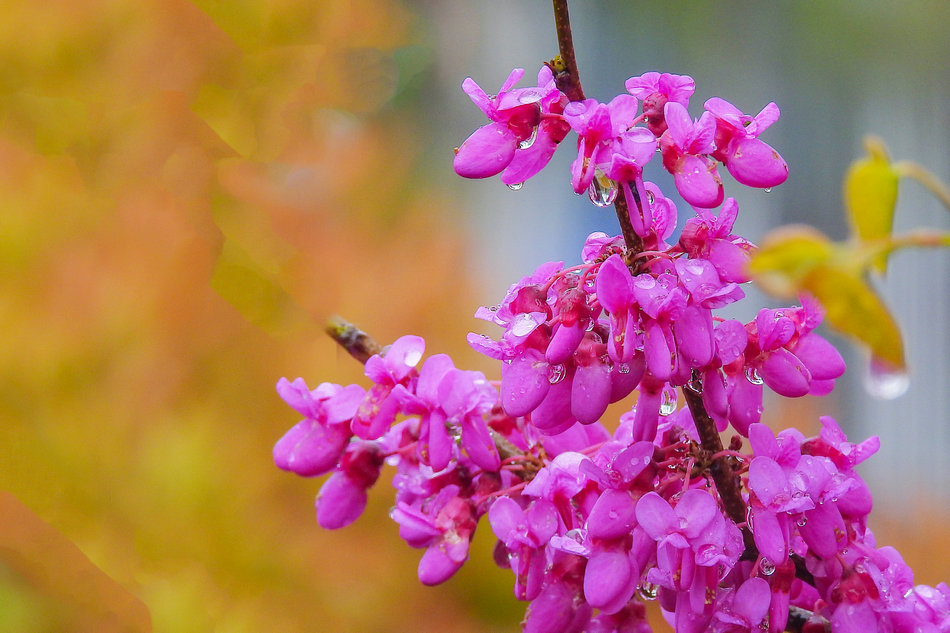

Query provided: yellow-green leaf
[801,265,904,368]
[844,136,899,273]
[746,225,834,298]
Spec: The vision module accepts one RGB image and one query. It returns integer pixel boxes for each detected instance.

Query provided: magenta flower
[390,484,477,585]
[704,97,788,189]
[625,71,696,136]
[659,101,724,208]
[677,198,756,283]
[351,334,425,440]
[454,67,570,185]
[315,439,384,529]
[273,378,364,476]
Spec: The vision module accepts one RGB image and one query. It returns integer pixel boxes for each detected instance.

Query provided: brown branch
[325,315,382,364]
[616,183,646,264]
[327,317,536,476]
[551,0,585,101]
[682,383,755,552]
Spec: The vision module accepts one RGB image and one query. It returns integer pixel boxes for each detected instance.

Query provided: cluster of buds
[273,65,950,633]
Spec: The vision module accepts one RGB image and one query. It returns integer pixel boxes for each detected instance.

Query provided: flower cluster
[273,66,950,633]
[454,70,787,214]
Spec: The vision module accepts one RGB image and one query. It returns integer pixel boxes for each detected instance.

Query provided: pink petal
[584,549,636,614]
[501,351,550,417]
[760,348,811,398]
[673,155,724,208]
[588,489,638,540]
[635,492,676,539]
[793,333,846,380]
[316,473,367,529]
[418,543,465,586]
[453,122,517,178]
[723,136,788,188]
[273,419,350,477]
[571,362,612,424]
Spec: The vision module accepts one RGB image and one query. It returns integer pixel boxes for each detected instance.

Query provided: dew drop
[659,387,677,416]
[565,528,585,544]
[585,320,595,332]
[646,190,655,204]
[618,362,631,374]
[510,313,538,337]
[549,364,567,384]
[638,582,658,600]
[519,126,538,150]
[507,182,524,191]
[587,173,619,207]
[796,516,807,527]
[864,359,909,400]
[764,187,772,193]
[745,367,764,385]
[759,558,776,576]
[404,348,423,367]
[489,305,499,312]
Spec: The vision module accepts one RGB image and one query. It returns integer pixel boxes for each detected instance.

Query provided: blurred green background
[0,1,948,632]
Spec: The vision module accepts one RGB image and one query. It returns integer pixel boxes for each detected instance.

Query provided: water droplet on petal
[759,558,776,576]
[565,528,585,544]
[549,364,567,384]
[404,348,423,367]
[638,582,658,600]
[865,360,909,400]
[519,126,538,150]
[587,173,618,207]
[617,362,630,374]
[646,190,655,204]
[745,366,764,385]
[507,182,524,191]
[796,516,807,527]
[659,387,677,416]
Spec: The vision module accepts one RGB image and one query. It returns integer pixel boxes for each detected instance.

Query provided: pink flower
[659,102,724,208]
[454,67,570,185]
[704,97,788,189]
[625,72,696,137]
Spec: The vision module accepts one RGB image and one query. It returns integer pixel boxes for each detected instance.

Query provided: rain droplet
[659,388,677,416]
[404,348,423,367]
[587,174,618,207]
[585,320,595,332]
[864,359,909,400]
[646,190,655,204]
[745,367,764,385]
[764,187,772,193]
[638,582,658,600]
[796,516,807,527]
[617,362,630,374]
[565,528,585,544]
[759,558,776,576]
[519,127,538,150]
[489,305,499,312]
[507,182,524,191]
[549,364,567,384]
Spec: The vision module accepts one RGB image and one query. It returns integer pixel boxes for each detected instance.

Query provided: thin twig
[551,0,585,101]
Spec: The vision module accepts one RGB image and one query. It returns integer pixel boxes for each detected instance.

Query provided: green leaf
[844,136,899,273]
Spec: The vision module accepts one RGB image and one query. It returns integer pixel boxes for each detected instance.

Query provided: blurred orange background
[0,1,947,632]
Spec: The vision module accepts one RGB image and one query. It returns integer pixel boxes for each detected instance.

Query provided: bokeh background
[0,1,948,631]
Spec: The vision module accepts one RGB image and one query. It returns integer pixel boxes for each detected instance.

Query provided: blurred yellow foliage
[0,1,515,632]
